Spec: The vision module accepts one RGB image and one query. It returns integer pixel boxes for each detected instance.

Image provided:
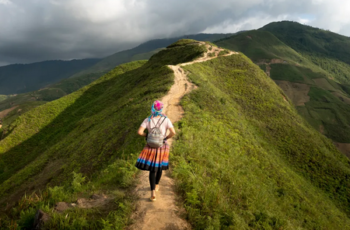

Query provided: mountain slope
[216,29,350,149]
[261,21,350,85]
[0,59,100,95]
[1,39,349,229]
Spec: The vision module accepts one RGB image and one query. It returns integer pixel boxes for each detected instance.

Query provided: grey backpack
[147,117,167,148]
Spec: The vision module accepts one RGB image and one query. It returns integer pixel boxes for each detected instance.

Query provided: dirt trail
[0,106,18,129]
[0,106,18,119]
[128,43,237,230]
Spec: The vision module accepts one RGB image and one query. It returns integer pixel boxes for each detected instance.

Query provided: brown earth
[0,106,18,129]
[127,44,237,230]
[266,65,271,77]
[319,125,325,134]
[256,59,287,77]
[256,59,286,66]
[334,142,350,159]
[313,78,337,91]
[332,92,350,105]
[0,106,18,119]
[274,80,310,106]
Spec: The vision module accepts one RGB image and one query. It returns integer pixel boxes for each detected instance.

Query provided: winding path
[127,43,237,230]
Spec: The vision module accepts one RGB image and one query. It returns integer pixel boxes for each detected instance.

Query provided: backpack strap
[158,117,167,127]
[158,117,167,136]
[149,117,167,135]
[150,118,156,129]
[150,116,164,130]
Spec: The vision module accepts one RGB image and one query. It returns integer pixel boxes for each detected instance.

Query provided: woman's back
[141,116,173,136]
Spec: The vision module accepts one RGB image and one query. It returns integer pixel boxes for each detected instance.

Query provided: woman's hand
[165,127,176,140]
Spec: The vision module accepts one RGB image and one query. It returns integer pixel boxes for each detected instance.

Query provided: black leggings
[149,170,163,191]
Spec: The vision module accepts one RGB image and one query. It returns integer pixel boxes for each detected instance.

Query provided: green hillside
[216,30,303,64]
[261,21,350,85]
[172,52,350,229]
[216,29,350,146]
[0,59,100,95]
[0,40,207,229]
[1,39,349,229]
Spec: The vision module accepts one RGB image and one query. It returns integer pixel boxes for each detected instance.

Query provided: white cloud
[203,14,288,33]
[298,18,311,25]
[0,0,11,5]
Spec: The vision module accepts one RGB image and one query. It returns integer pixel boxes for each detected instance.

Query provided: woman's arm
[165,127,176,140]
[137,126,147,137]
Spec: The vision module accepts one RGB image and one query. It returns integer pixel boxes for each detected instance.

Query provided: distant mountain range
[0,33,233,114]
[69,33,234,79]
[0,59,100,95]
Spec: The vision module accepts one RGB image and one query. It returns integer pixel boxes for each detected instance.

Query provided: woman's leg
[149,171,156,191]
[149,171,156,200]
[155,170,162,191]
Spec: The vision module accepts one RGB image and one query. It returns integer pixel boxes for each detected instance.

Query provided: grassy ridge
[216,29,350,146]
[261,21,350,64]
[0,41,206,229]
[172,54,350,229]
[216,30,305,64]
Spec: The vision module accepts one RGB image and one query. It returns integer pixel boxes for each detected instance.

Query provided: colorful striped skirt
[135,144,169,171]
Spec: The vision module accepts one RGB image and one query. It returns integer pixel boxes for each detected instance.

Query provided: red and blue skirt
[135,144,169,171]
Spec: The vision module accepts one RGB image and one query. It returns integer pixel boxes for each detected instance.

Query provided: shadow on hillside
[0,66,148,207]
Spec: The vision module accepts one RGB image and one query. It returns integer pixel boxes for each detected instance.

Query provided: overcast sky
[0,0,350,66]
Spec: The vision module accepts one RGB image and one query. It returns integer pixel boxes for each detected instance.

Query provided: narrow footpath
[127,43,237,230]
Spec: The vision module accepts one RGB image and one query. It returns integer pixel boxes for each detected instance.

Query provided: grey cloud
[0,0,349,66]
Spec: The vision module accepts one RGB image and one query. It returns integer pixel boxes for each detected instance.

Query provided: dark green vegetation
[0,59,100,95]
[303,87,350,142]
[215,30,305,64]
[172,53,350,229]
[261,21,350,85]
[216,26,350,146]
[0,41,207,229]
[269,64,328,82]
[151,39,207,65]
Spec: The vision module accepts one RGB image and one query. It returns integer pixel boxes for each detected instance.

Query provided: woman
[136,100,176,201]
